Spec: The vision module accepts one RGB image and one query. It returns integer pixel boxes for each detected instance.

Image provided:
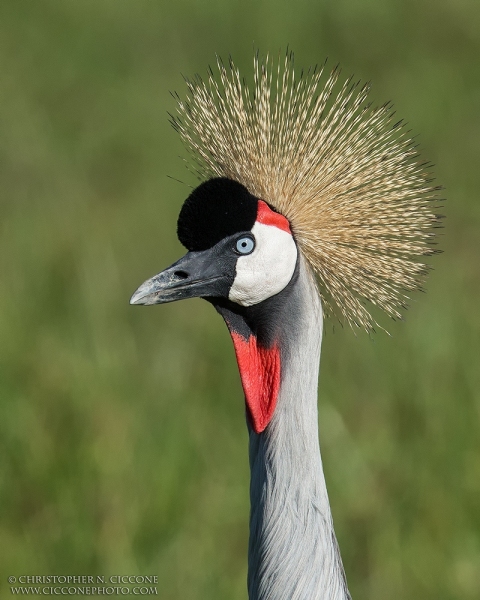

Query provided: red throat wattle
[230,332,281,433]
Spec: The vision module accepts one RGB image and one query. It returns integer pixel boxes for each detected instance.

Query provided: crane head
[130,51,442,431]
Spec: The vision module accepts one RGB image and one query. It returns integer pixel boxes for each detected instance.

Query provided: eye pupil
[236,236,255,255]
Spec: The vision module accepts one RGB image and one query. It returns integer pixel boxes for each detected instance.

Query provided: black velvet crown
[177,178,258,251]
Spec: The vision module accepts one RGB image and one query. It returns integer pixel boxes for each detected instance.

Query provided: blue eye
[235,236,255,255]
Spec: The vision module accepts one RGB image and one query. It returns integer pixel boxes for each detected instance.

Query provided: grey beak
[130,248,234,306]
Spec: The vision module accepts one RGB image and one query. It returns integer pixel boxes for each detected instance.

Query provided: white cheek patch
[228,221,297,306]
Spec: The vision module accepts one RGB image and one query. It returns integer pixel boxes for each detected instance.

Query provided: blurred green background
[0,1,479,598]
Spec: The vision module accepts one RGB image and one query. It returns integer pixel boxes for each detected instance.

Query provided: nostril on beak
[173,270,189,280]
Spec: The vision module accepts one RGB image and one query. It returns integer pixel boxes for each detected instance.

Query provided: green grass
[0,1,479,598]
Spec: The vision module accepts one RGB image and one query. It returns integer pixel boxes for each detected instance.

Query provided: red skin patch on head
[256,200,291,234]
[230,332,281,433]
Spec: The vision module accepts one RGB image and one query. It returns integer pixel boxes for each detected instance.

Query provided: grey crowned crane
[130,53,440,600]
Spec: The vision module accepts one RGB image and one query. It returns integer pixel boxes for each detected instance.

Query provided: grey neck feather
[247,257,351,600]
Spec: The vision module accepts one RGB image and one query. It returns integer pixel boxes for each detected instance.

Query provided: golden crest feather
[171,52,441,331]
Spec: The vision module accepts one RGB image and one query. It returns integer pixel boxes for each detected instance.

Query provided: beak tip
[130,285,148,305]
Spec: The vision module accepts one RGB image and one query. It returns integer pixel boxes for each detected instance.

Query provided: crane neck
[213,256,351,599]
[246,257,351,600]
